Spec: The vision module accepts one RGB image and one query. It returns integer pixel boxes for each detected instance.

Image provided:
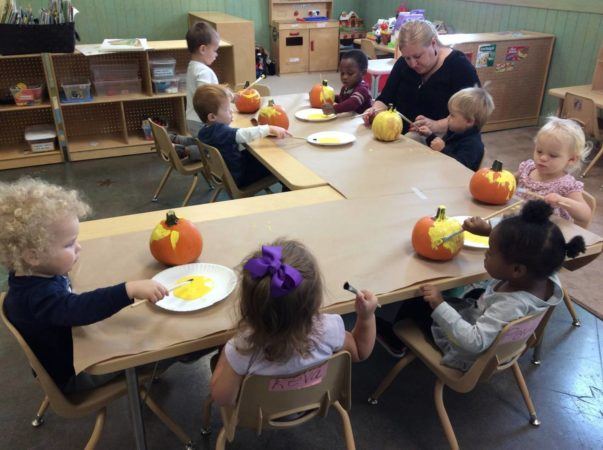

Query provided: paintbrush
[250,117,304,140]
[343,282,381,308]
[130,278,194,308]
[247,74,266,89]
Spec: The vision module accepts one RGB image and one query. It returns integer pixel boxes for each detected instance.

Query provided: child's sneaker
[376,317,407,358]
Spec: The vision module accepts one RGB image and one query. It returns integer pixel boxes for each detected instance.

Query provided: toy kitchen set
[270,0,339,74]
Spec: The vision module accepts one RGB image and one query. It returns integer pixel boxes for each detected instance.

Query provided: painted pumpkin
[412,206,464,261]
[150,211,203,266]
[235,81,261,113]
[309,80,335,108]
[372,104,403,142]
[470,160,516,205]
[258,99,289,129]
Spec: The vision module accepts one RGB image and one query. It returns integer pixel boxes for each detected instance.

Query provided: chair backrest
[194,138,240,199]
[560,93,600,140]
[0,294,75,416]
[148,118,189,173]
[360,39,377,60]
[222,351,351,440]
[454,311,546,391]
[582,190,597,228]
[234,83,271,97]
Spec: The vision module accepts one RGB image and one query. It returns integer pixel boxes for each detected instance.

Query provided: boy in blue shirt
[194,84,289,188]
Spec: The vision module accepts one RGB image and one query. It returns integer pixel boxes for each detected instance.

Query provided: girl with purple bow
[211,239,378,406]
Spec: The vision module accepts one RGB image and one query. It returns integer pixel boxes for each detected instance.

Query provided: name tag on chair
[268,363,328,391]
[499,315,543,344]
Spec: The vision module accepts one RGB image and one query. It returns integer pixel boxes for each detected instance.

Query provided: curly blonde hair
[0,178,90,274]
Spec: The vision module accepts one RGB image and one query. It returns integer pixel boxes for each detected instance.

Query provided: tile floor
[0,72,602,449]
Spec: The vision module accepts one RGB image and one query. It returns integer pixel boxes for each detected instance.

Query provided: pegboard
[0,56,46,95]
[123,98,182,133]
[0,108,54,145]
[62,103,124,137]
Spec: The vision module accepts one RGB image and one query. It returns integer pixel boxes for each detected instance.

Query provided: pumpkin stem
[165,210,179,227]
[322,79,328,86]
[434,205,447,222]
[268,99,275,107]
[491,160,503,171]
[388,103,394,111]
[244,81,250,88]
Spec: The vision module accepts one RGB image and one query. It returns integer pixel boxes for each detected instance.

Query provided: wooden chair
[149,118,211,206]
[194,138,277,203]
[560,92,603,177]
[202,351,355,450]
[369,313,546,450]
[360,38,389,60]
[234,83,271,97]
[0,294,193,450]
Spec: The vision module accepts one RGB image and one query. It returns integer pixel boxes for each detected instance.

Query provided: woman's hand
[413,115,448,134]
[417,125,433,136]
[421,284,444,309]
[362,101,387,126]
[429,137,445,152]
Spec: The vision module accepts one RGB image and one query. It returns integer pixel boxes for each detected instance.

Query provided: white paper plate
[451,216,489,249]
[152,263,237,312]
[294,108,336,122]
[306,131,356,146]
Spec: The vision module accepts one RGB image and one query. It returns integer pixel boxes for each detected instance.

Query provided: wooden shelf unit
[0,40,235,170]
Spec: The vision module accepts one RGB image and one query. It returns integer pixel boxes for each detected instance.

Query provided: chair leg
[32,396,50,427]
[511,362,540,427]
[531,342,543,365]
[434,379,459,450]
[215,427,227,450]
[153,166,173,201]
[142,391,193,447]
[201,394,213,435]
[581,143,603,177]
[84,408,106,450]
[368,354,416,404]
[209,187,222,203]
[182,174,199,207]
[333,401,356,450]
[562,289,581,327]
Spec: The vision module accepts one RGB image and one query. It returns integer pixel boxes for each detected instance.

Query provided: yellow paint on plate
[307,113,330,120]
[316,137,340,144]
[464,231,489,246]
[174,275,214,300]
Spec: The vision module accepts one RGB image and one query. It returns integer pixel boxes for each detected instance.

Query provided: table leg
[126,367,147,450]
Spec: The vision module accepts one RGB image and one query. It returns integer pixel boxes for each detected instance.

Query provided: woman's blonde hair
[0,178,90,273]
[535,116,592,172]
[397,19,443,49]
[448,86,495,129]
[236,239,323,363]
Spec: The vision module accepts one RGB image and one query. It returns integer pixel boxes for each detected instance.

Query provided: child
[516,117,592,226]
[0,178,168,393]
[194,84,289,189]
[417,86,494,171]
[211,239,378,406]
[377,200,585,370]
[186,22,221,137]
[321,50,372,115]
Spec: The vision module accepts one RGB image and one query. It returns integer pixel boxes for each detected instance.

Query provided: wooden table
[548,84,603,112]
[72,95,603,449]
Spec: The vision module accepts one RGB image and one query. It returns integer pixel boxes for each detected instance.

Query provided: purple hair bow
[243,245,303,298]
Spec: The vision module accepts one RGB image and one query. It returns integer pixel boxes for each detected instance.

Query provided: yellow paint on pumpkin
[151,224,171,242]
[484,170,516,200]
[169,230,179,250]
[174,275,214,300]
[427,218,463,252]
[241,90,259,99]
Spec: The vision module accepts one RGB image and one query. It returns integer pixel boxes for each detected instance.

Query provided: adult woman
[363,20,480,138]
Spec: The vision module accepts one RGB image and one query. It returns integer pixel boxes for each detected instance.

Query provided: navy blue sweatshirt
[4,274,132,390]
[427,126,484,171]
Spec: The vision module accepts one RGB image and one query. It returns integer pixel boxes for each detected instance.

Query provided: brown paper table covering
[71,187,602,373]
[237,94,474,199]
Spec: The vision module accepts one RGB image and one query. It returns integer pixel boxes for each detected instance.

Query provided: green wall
[27,0,360,49]
[362,0,603,117]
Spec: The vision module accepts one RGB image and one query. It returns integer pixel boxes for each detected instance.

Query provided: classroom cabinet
[0,40,235,170]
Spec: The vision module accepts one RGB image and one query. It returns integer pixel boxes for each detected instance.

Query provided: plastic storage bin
[94,78,142,96]
[61,79,92,102]
[24,124,56,152]
[10,84,44,106]
[150,58,176,78]
[177,73,187,93]
[90,63,139,81]
[152,77,179,94]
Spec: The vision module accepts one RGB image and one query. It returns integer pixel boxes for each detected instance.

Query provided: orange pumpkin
[412,206,464,261]
[257,99,289,129]
[235,81,261,113]
[150,211,203,266]
[470,160,516,205]
[309,80,335,108]
[372,104,403,141]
